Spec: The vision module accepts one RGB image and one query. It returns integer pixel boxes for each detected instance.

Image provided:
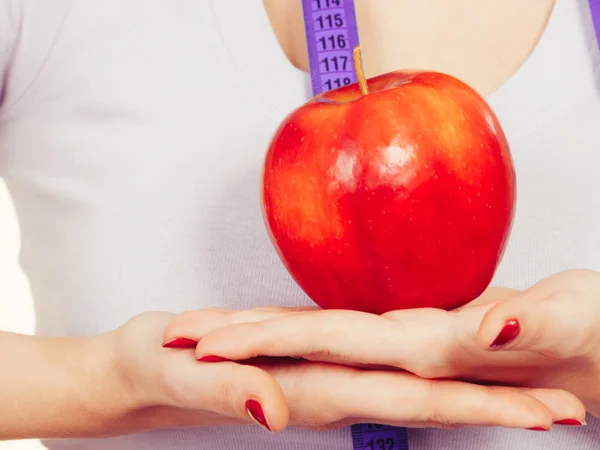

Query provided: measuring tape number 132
[300,1,410,449]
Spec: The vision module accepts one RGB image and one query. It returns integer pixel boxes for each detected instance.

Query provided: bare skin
[263,0,555,96]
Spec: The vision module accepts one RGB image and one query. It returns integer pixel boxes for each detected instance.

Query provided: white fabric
[1,0,600,448]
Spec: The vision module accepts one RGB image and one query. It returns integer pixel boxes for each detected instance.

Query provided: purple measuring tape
[591,0,600,49]
[351,424,409,450]
[302,0,361,96]
[300,3,408,449]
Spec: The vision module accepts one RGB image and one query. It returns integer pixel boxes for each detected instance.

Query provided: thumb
[160,350,290,432]
[477,290,589,358]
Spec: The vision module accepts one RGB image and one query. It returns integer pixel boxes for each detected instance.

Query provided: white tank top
[1,0,600,449]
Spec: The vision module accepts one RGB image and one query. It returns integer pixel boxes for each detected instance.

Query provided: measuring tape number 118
[300,1,410,449]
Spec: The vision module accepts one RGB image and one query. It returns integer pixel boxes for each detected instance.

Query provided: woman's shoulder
[0,0,74,112]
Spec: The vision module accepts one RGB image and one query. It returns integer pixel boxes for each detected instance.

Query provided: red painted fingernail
[527,426,550,431]
[554,418,586,426]
[246,399,272,432]
[197,355,230,362]
[489,319,520,348]
[162,338,198,349]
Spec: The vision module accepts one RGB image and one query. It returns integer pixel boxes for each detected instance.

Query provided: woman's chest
[1,0,599,331]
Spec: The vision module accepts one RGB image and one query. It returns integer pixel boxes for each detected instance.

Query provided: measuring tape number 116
[300,1,410,449]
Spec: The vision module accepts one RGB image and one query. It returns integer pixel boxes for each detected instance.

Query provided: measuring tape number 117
[300,1,410,449]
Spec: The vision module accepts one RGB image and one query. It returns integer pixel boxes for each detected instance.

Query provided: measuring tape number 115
[300,1,410,449]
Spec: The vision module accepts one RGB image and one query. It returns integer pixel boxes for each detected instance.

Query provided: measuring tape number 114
[300,1,410,449]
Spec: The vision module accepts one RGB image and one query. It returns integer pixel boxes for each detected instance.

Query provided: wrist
[71,332,147,436]
[90,330,144,411]
[101,312,216,432]
[107,312,178,412]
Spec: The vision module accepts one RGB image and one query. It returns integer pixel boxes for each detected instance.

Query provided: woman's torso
[1,0,600,448]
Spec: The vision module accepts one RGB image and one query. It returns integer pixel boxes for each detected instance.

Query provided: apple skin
[261,70,516,314]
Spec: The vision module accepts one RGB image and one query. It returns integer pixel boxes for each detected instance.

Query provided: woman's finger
[162,307,319,348]
[519,388,587,425]
[477,289,596,358]
[193,308,458,377]
[268,362,582,431]
[157,347,290,432]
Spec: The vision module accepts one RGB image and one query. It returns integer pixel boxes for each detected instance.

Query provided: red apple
[261,64,516,314]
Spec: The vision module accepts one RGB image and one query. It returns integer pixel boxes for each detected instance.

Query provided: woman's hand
[161,270,596,431]
[163,269,600,424]
[473,269,600,416]
[238,356,582,432]
[0,312,288,440]
[110,312,289,434]
[10,305,578,441]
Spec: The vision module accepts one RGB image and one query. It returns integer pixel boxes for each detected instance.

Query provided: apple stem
[353,45,369,96]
